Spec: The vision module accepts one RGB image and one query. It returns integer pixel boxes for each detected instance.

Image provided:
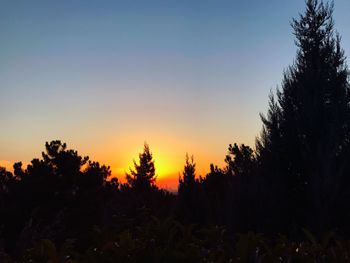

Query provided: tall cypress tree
[257,0,350,232]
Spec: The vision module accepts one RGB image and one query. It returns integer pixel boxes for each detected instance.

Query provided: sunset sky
[1,0,349,191]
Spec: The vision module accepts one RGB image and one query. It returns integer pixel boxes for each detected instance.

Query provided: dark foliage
[126,143,157,192]
[256,0,350,235]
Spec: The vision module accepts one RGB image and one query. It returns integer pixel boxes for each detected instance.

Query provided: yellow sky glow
[0,128,249,192]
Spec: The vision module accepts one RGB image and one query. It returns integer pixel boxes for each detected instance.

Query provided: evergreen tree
[257,0,350,232]
[178,154,200,222]
[126,143,157,191]
[178,154,196,194]
[225,143,256,177]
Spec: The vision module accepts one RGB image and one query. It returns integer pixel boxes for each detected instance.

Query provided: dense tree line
[1,0,350,260]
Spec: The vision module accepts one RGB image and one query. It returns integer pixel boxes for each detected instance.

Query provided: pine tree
[178,154,200,222]
[257,0,350,232]
[178,154,196,195]
[126,143,157,192]
[225,143,256,177]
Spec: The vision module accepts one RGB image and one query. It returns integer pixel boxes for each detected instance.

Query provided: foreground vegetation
[3,218,350,262]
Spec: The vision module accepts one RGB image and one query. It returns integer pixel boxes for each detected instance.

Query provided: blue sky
[1,0,349,184]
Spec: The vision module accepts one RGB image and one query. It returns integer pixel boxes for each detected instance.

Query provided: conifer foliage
[178,154,197,195]
[126,143,157,191]
[256,0,350,232]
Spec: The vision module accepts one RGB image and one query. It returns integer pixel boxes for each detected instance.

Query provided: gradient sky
[1,0,349,190]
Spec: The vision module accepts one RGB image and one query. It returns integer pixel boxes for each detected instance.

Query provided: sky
[1,0,349,191]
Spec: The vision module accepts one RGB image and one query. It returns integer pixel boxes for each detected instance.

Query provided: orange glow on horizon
[1,130,233,191]
[111,144,185,187]
[0,160,13,172]
[109,140,227,192]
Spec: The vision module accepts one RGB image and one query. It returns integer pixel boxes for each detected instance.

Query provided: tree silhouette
[257,0,350,232]
[82,161,111,188]
[42,140,89,184]
[126,143,157,192]
[0,167,12,194]
[178,154,197,194]
[0,141,115,254]
[225,143,256,177]
[177,154,201,222]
